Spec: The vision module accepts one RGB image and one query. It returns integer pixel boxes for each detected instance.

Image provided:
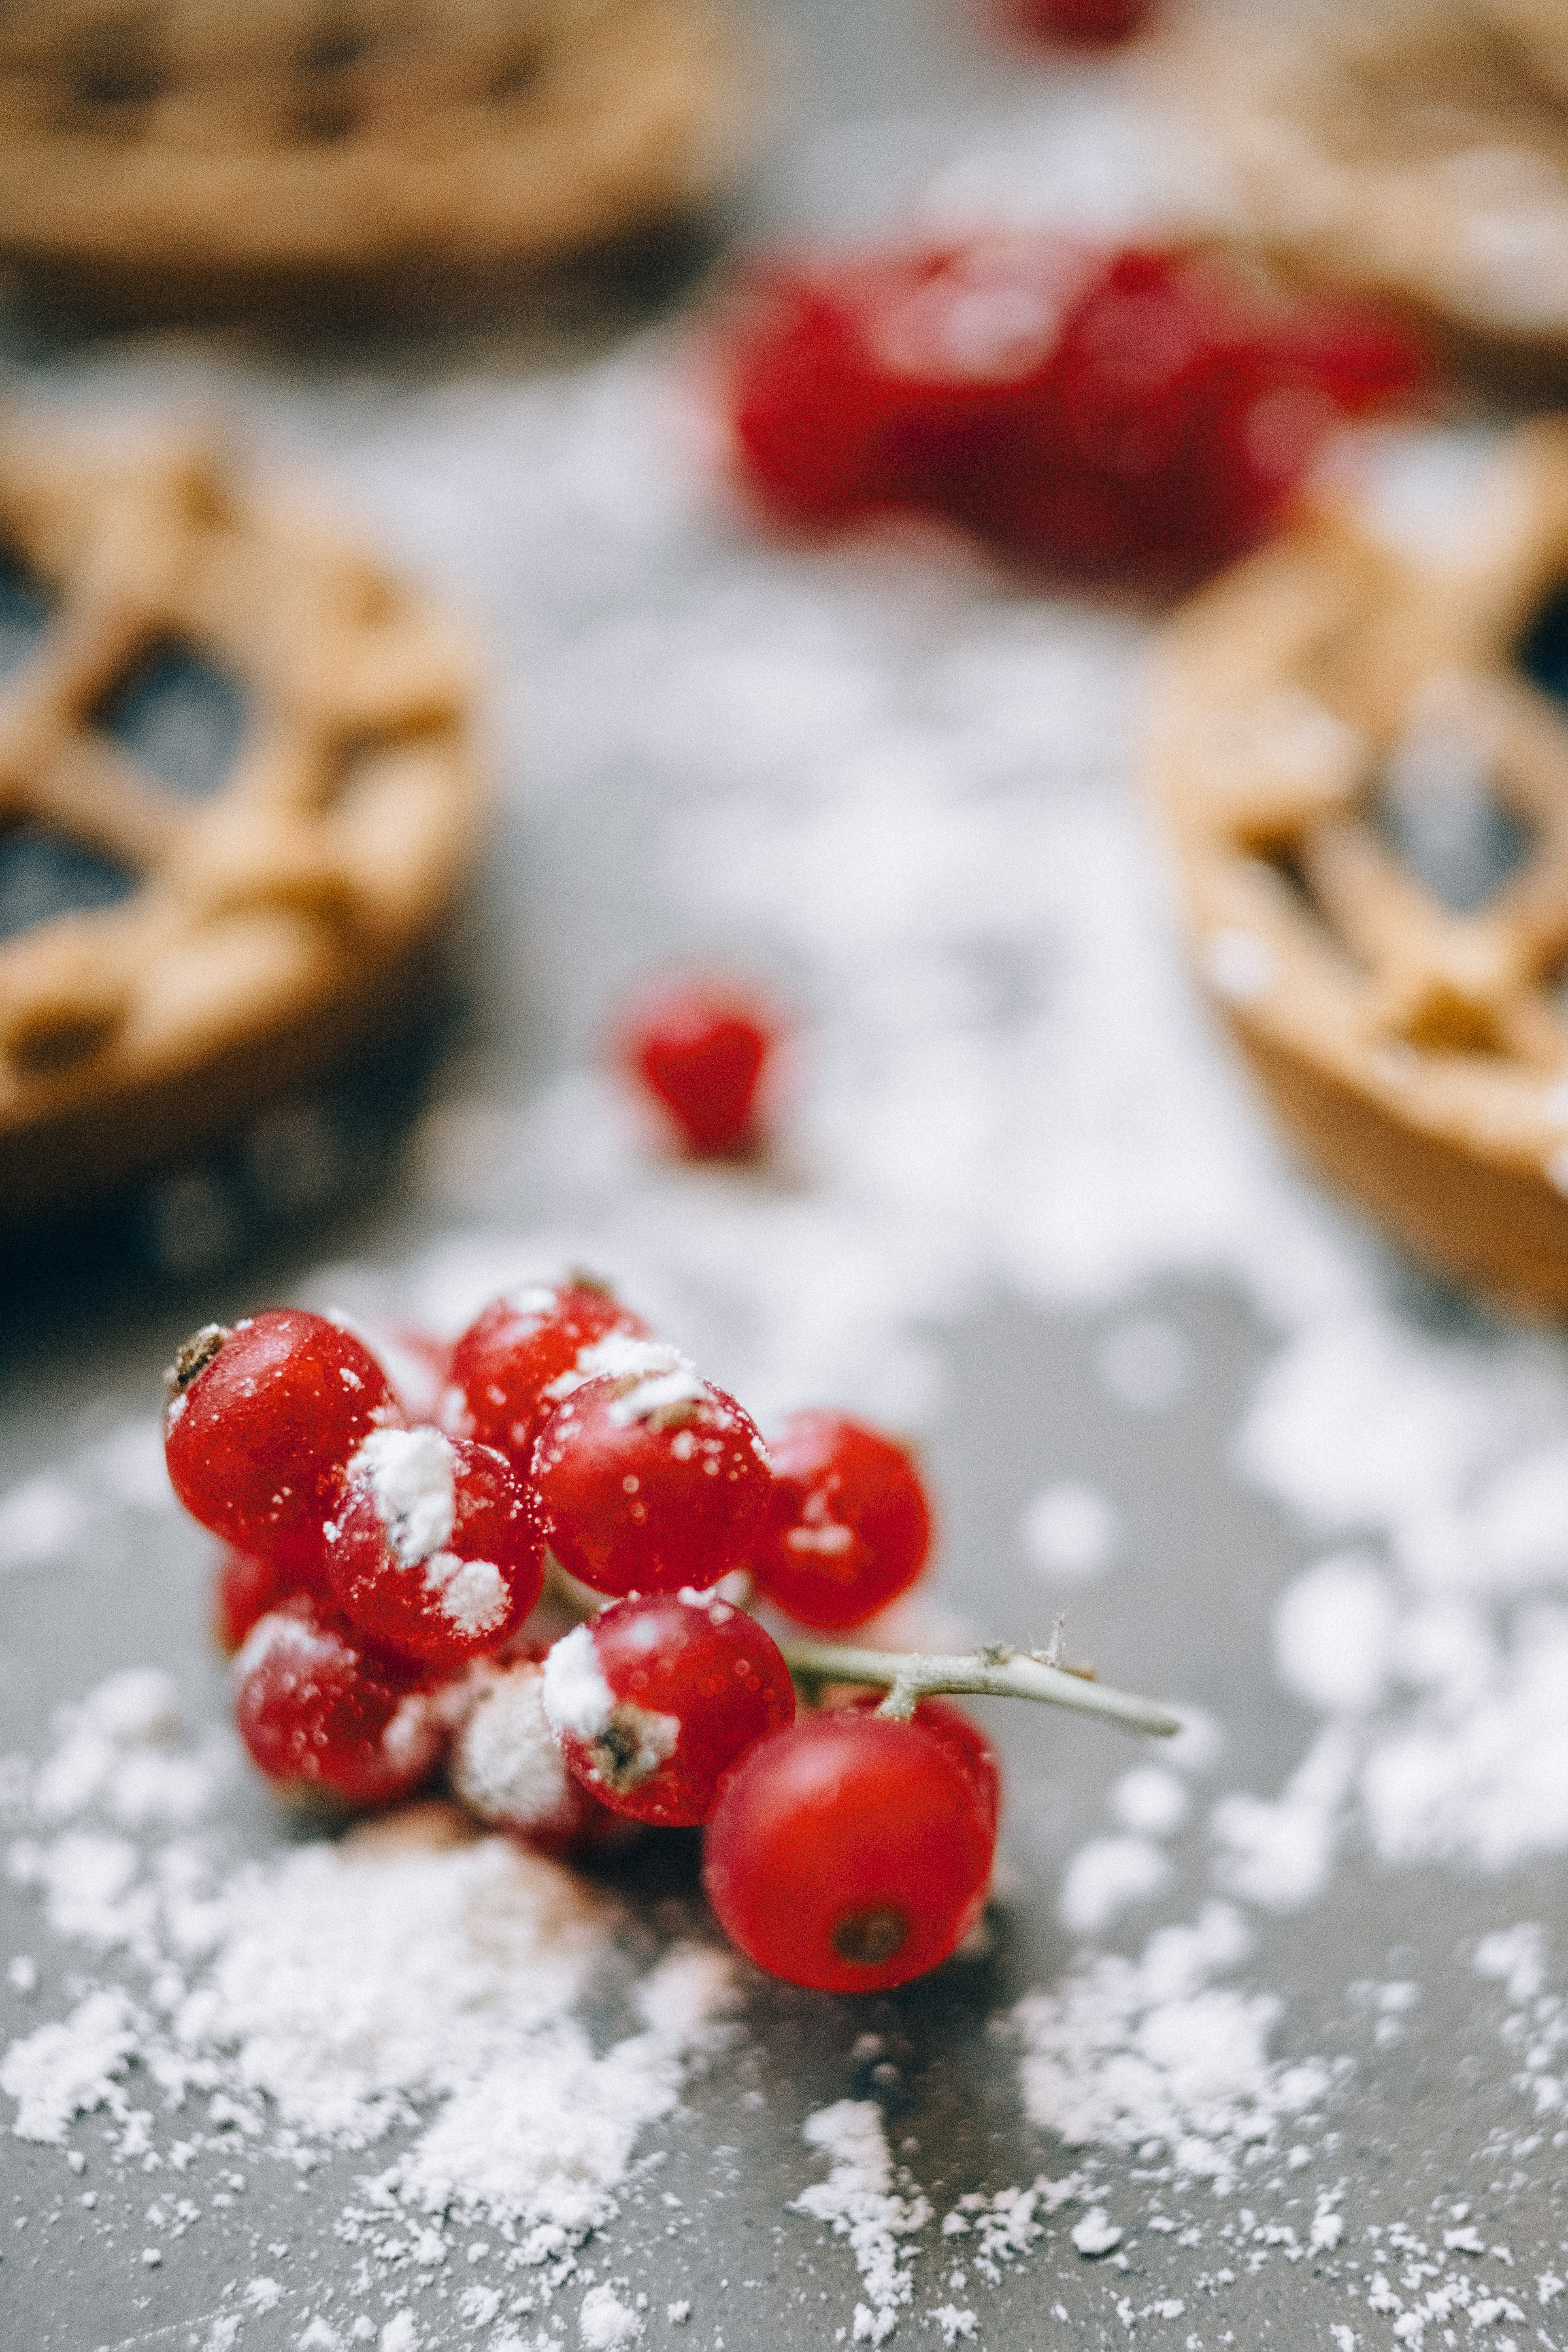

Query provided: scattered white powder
[0,1984,140,2143]
[1015,1904,1336,2190]
[795,2101,932,2344]
[349,1426,457,1564]
[2,1675,738,2282]
[1272,1553,1398,1715]
[1019,1479,1121,1582]
[579,2283,643,2346]
[0,1472,92,1572]
[1057,1835,1173,1938]
[1107,1766,1189,1839]
[6,195,1568,2341]
[1070,2207,1123,2257]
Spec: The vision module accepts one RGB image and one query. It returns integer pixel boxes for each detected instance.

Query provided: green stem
[778,1640,1182,1740]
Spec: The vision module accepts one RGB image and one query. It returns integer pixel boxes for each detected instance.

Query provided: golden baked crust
[1144,420,1568,1313]
[1147,0,1568,357]
[0,0,751,297]
[0,423,481,1223]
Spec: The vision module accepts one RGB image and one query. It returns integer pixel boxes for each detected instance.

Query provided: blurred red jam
[1010,0,1153,45]
[720,238,1426,595]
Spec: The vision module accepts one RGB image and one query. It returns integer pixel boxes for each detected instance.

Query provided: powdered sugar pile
[2,1668,738,2331]
[1014,1900,1343,2201]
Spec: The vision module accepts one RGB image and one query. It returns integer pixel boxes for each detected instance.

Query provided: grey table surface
[2,5,1567,2350]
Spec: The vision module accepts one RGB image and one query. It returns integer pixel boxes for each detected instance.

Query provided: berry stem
[777,1640,1182,1739]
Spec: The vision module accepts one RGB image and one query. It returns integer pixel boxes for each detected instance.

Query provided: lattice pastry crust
[0,0,750,293]
[0,422,481,1223]
[1145,0,1568,356]
[1145,420,1568,1313]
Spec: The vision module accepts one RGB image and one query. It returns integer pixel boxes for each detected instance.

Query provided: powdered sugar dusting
[2,1671,738,2307]
[795,2101,931,2343]
[1015,1905,1337,2192]
[541,1624,617,1744]
[453,1664,575,1832]
[350,1427,457,1565]
[423,1550,509,1636]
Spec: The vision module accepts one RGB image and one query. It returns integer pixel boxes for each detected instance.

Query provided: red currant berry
[1012,0,1152,45]
[621,982,774,1159]
[323,1427,545,1666]
[211,1545,304,1657]
[232,1593,443,1809]
[751,1412,931,1630]
[445,1277,648,1472]
[449,1658,633,1857]
[845,1691,1000,1838]
[703,1709,996,1991]
[723,238,1425,594]
[164,1310,402,1577]
[531,1345,771,1598]
[540,1591,794,1827]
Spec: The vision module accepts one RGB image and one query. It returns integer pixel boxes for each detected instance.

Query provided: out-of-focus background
[4,4,1568,2348]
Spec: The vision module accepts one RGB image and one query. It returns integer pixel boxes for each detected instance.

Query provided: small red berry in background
[232,1594,443,1809]
[211,1545,299,1657]
[530,1344,772,1598]
[703,1709,996,1992]
[721,237,1426,595]
[621,982,775,1159]
[1011,0,1151,45]
[323,1427,545,1667]
[541,1590,795,1826]
[164,1309,401,1579]
[751,1410,932,1630]
[450,1659,634,1858]
[445,1276,647,1472]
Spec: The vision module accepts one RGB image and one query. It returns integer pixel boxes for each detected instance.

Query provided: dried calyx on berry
[166,1322,229,1397]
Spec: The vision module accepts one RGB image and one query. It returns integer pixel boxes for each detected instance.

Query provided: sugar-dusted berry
[531,1342,771,1597]
[449,1657,632,1857]
[164,1309,401,1576]
[324,1426,544,1666]
[232,1593,443,1808]
[541,1590,794,1826]
[620,981,775,1159]
[445,1276,647,1472]
[703,1708,996,1991]
[751,1410,931,1629]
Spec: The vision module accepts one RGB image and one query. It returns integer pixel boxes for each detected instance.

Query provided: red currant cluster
[165,1279,998,1993]
[721,236,1426,594]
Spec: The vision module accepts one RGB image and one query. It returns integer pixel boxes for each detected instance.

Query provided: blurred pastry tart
[0,0,753,315]
[0,421,481,1225]
[1145,419,1568,1311]
[1147,0,1568,364]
